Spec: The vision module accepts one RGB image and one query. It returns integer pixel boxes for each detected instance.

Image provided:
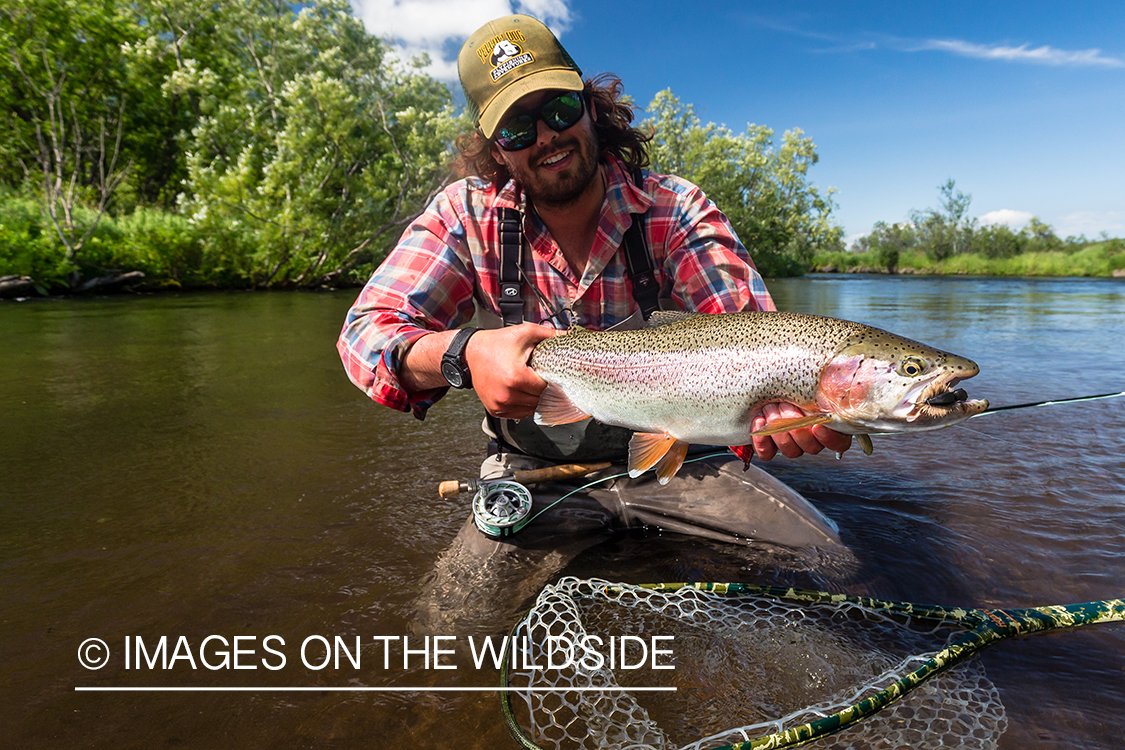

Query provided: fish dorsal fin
[654,440,690,484]
[533,383,592,426]
[646,310,699,329]
[751,413,833,437]
[627,432,680,478]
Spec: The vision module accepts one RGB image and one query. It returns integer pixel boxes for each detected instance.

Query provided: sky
[347,0,1125,244]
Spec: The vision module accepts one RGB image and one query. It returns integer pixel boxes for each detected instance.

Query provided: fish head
[815,330,988,434]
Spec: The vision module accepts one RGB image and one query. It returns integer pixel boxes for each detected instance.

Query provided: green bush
[0,193,71,286]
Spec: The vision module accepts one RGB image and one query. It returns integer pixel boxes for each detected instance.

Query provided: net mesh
[505,578,1008,750]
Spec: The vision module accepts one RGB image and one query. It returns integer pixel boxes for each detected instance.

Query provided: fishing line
[522,451,733,526]
[970,389,1125,418]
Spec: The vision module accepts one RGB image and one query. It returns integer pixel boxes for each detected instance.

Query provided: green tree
[910,178,974,261]
[1024,217,1063,252]
[971,223,1026,259]
[643,90,842,277]
[853,221,916,272]
[163,0,461,287]
[0,0,139,285]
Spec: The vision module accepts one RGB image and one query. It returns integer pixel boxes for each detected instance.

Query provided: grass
[812,242,1125,278]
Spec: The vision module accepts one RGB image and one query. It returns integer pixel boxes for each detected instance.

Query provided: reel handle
[438,461,612,498]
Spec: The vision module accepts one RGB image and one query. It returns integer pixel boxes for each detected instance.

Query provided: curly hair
[452,73,652,185]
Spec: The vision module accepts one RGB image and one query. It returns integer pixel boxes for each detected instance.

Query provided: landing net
[502,578,1008,750]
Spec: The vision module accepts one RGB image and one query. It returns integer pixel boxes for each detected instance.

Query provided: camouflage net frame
[501,578,1125,750]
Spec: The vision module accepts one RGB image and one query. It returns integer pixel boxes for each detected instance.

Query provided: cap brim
[478,69,584,139]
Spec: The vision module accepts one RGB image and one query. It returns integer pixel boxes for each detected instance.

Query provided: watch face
[441,358,465,388]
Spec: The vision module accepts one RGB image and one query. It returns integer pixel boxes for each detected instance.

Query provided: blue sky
[349,1,1125,243]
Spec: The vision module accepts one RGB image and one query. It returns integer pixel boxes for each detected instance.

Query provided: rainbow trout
[530,311,988,483]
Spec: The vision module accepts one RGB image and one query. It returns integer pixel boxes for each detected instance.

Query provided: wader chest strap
[495,168,655,327]
[497,207,524,326]
[622,168,659,320]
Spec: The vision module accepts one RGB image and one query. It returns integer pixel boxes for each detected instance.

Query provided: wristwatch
[440,327,479,389]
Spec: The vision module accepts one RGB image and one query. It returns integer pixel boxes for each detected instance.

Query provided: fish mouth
[896,372,988,422]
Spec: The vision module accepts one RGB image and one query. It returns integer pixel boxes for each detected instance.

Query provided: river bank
[4,255,1123,302]
[812,241,1125,278]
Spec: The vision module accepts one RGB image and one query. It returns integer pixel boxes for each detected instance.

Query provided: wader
[414,172,846,632]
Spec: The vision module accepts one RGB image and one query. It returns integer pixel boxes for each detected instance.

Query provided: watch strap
[442,327,479,388]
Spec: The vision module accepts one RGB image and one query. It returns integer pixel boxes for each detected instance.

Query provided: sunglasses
[494,91,585,152]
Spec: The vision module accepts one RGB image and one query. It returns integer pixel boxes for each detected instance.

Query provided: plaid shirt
[337,155,775,418]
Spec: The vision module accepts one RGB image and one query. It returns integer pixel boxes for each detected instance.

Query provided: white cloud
[348,0,573,80]
[976,210,1125,238]
[978,209,1034,229]
[1054,211,1125,239]
[913,39,1125,68]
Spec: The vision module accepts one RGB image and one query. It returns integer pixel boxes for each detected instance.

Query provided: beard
[508,124,601,209]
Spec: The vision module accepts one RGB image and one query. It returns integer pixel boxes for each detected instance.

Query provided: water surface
[2,276,1123,748]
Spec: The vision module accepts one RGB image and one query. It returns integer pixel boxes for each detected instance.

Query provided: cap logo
[476,29,534,82]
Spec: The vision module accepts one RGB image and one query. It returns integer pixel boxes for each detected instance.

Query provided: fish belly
[540,346,822,443]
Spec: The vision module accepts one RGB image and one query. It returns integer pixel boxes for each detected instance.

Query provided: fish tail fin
[628,433,681,479]
[751,413,833,437]
[654,440,690,484]
[533,383,592,426]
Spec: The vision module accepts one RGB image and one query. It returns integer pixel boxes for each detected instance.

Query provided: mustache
[533,137,581,167]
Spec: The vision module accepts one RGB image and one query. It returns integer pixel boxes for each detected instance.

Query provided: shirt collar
[601,154,653,222]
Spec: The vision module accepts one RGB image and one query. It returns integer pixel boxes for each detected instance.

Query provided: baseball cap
[458,14,584,139]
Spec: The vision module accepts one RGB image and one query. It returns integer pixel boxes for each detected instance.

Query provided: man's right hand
[464,324,560,420]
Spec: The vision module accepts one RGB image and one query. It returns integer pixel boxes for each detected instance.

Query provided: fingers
[465,324,557,419]
[751,403,852,461]
[812,424,853,454]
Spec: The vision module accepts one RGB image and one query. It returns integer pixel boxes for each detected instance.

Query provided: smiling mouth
[539,150,570,167]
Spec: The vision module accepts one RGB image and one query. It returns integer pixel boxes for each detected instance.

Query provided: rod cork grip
[438,480,470,498]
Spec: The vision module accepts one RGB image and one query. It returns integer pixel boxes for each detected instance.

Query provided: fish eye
[899,357,927,377]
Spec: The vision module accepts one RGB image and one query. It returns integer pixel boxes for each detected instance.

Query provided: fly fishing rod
[502,578,1125,750]
[971,389,1125,417]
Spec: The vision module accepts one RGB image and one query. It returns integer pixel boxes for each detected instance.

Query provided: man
[338,13,850,465]
[338,14,853,630]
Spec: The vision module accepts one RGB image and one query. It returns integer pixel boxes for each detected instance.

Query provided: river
[2,275,1123,749]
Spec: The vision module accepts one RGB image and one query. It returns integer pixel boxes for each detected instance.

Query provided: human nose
[535,117,558,147]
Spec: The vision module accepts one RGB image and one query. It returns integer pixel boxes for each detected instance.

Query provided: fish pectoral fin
[751,413,834,437]
[628,433,684,480]
[654,440,690,485]
[533,383,592,426]
[857,434,874,455]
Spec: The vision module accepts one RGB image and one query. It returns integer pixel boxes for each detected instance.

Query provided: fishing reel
[471,480,534,539]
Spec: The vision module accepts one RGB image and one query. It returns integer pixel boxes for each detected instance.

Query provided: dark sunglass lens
[497,115,536,150]
[544,92,583,129]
